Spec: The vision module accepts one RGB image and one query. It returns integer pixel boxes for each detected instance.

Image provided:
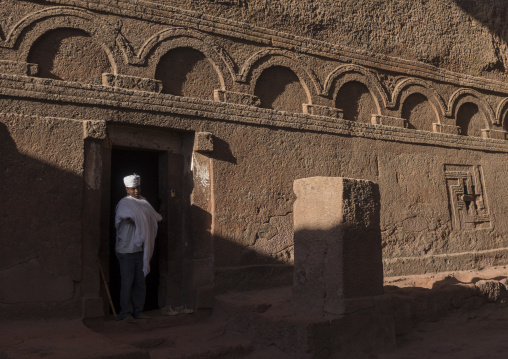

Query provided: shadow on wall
[208,136,237,164]
[335,81,377,123]
[385,273,508,336]
[28,28,112,84]
[255,66,307,113]
[213,222,385,298]
[452,0,508,72]
[155,47,221,101]
[457,103,484,136]
[208,199,295,294]
[0,120,83,319]
[401,93,435,132]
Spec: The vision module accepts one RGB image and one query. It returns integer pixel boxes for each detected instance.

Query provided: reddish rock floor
[1,266,508,358]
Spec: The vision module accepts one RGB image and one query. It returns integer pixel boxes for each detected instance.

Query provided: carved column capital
[83,120,107,140]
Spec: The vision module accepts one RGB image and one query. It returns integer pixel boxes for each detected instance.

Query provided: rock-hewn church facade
[1,0,508,319]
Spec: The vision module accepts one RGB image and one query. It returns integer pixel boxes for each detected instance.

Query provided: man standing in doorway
[115,174,162,321]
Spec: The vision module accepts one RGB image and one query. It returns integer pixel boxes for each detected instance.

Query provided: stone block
[433,123,460,135]
[481,129,491,139]
[483,129,508,140]
[83,120,107,140]
[214,90,261,107]
[193,131,214,153]
[371,114,406,128]
[475,280,508,302]
[303,104,344,119]
[0,60,38,76]
[102,73,163,93]
[292,177,383,316]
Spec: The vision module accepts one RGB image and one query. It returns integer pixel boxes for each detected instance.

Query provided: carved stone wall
[2,0,508,317]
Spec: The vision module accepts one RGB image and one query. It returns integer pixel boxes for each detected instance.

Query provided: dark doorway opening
[109,148,162,312]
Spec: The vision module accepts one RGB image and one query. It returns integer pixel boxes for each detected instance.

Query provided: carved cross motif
[445,165,490,230]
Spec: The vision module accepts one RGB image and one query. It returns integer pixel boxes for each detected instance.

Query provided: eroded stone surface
[293,177,383,315]
[1,0,508,322]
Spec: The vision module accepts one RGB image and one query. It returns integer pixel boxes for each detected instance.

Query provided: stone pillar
[292,177,383,316]
[81,121,108,319]
[190,132,215,309]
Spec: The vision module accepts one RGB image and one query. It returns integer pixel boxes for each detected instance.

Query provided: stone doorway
[96,127,212,317]
[109,148,164,312]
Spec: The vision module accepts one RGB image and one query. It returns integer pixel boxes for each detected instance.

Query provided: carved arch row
[323,66,503,130]
[1,6,506,129]
[323,66,449,122]
[1,7,320,98]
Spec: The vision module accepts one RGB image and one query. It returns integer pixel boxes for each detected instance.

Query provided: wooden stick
[98,257,117,319]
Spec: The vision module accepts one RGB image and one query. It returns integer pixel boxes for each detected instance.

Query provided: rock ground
[376,304,508,359]
[1,266,508,358]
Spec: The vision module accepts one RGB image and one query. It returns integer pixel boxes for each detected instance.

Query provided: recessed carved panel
[155,47,221,100]
[445,164,491,230]
[335,81,376,123]
[456,103,485,137]
[254,66,307,113]
[28,28,112,84]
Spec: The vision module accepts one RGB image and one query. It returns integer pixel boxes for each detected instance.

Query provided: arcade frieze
[0,1,507,146]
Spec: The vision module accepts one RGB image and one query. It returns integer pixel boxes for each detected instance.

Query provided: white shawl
[115,195,162,276]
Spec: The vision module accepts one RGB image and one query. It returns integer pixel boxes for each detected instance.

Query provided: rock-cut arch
[392,78,446,127]
[324,64,387,117]
[141,28,235,91]
[3,7,123,74]
[496,97,508,131]
[456,103,486,137]
[335,81,378,123]
[154,47,223,101]
[28,28,112,85]
[240,49,320,100]
[254,65,309,113]
[448,89,494,136]
[400,93,435,131]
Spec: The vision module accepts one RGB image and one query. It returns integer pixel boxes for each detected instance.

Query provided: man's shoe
[134,314,151,320]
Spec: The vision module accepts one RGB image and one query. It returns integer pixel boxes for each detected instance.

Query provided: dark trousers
[116,251,145,318]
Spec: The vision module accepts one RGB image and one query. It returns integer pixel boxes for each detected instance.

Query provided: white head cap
[123,174,140,188]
